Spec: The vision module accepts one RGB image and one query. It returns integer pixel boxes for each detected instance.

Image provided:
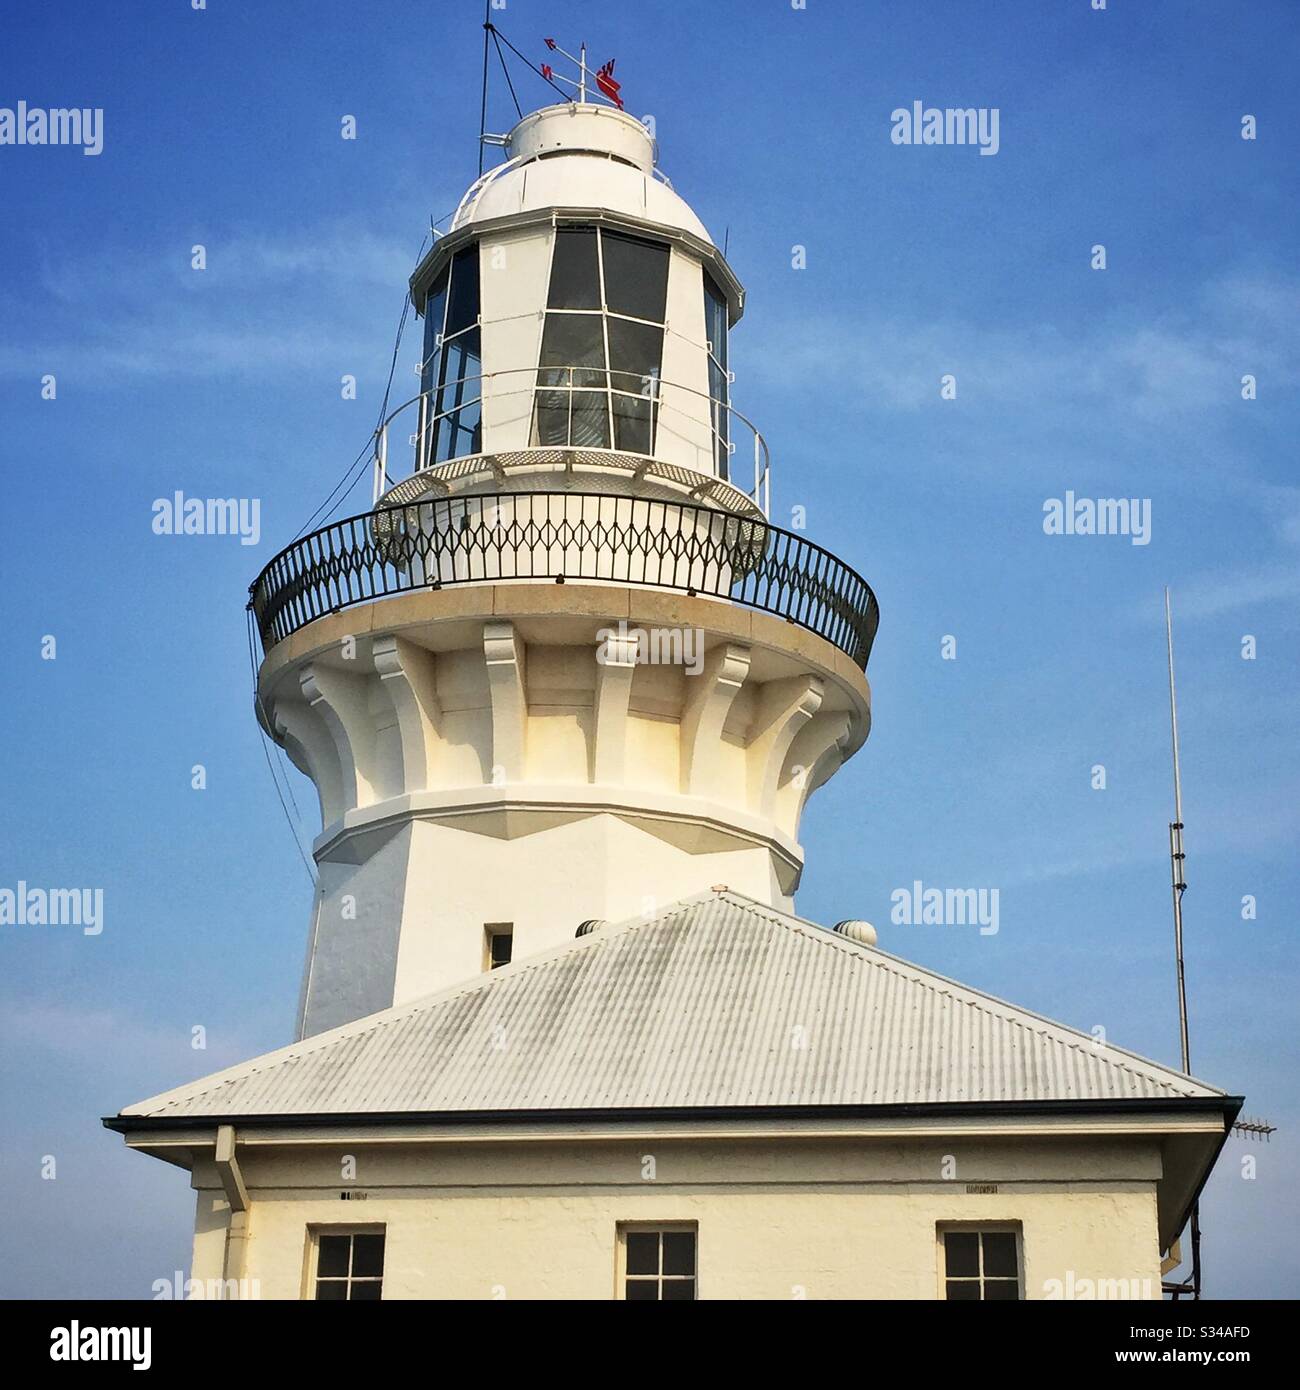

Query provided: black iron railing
[249,491,879,668]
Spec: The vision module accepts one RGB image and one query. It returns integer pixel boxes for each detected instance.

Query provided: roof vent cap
[833,919,878,947]
[576,919,607,937]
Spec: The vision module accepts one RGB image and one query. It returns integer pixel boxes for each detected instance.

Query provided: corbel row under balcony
[268,620,856,848]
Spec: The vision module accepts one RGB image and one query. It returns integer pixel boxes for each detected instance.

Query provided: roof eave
[104,1094,1243,1135]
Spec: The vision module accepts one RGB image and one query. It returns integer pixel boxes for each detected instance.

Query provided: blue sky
[1,0,1296,1298]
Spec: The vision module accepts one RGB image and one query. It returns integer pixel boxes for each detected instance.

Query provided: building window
[703,271,730,480]
[420,244,482,466]
[533,225,669,455]
[941,1227,1021,1301]
[484,923,513,970]
[311,1228,385,1301]
[619,1224,697,1300]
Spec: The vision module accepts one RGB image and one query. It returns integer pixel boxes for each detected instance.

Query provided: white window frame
[616,1221,699,1301]
[302,1223,387,1302]
[936,1221,1024,1301]
[483,922,514,971]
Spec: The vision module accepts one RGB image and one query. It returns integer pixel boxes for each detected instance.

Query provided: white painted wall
[188,1134,1165,1301]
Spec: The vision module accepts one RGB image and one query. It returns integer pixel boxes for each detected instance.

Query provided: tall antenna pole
[1164,586,1201,1300]
[579,42,588,103]
[1165,587,1190,1073]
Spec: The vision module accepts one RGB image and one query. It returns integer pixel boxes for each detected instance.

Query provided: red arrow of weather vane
[596,59,622,109]
[537,39,624,109]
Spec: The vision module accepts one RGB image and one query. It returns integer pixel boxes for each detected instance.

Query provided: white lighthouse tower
[113,56,1237,1305]
[249,96,879,1037]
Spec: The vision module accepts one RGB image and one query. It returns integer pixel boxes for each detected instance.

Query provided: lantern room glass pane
[602,231,669,322]
[532,391,569,447]
[704,271,730,479]
[703,272,728,370]
[438,327,481,394]
[444,245,480,336]
[432,327,482,463]
[420,269,448,395]
[539,313,606,386]
[533,389,610,449]
[607,316,663,394]
[567,391,611,447]
[547,227,601,309]
[420,245,479,452]
[612,392,653,454]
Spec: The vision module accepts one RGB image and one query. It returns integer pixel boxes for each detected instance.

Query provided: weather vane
[541,38,623,108]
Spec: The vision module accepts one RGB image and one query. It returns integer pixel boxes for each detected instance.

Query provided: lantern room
[381,103,764,517]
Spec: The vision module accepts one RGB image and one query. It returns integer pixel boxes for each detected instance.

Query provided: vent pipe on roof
[576,919,606,937]
[833,920,877,947]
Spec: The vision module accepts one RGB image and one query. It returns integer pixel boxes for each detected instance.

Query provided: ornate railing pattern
[249,491,879,668]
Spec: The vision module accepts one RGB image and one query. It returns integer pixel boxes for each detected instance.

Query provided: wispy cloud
[35,224,417,304]
[749,269,1300,424]
[0,998,261,1083]
[2,223,424,383]
[1164,563,1300,620]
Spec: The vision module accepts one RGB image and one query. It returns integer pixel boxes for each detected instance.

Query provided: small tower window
[533,225,669,455]
[484,923,513,970]
[420,244,482,467]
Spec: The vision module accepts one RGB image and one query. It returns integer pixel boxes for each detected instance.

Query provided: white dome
[452,103,713,245]
[508,104,655,169]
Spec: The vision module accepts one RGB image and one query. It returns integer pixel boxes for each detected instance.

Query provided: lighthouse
[248,97,878,1038]
[109,57,1237,1303]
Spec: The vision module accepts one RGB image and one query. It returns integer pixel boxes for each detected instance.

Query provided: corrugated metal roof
[120,891,1222,1120]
